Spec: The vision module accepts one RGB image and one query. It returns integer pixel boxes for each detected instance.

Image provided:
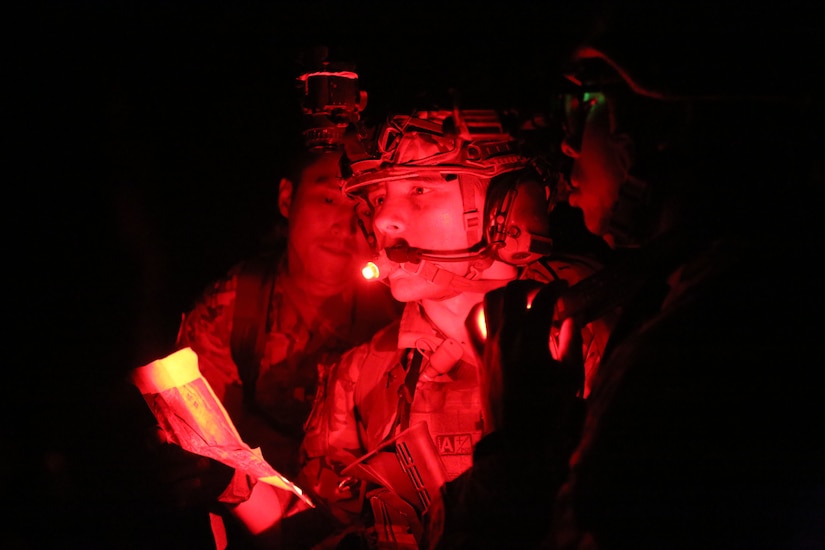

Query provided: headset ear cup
[484,176,507,254]
[486,171,553,265]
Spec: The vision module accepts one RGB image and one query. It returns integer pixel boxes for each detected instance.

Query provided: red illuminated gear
[296,45,369,151]
[176,251,401,478]
[296,303,488,529]
[343,109,533,260]
[344,110,529,185]
[295,254,615,531]
[343,109,558,295]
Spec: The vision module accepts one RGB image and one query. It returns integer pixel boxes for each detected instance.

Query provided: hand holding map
[129,347,313,508]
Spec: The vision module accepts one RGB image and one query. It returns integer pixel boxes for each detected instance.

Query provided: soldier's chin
[317,244,354,261]
[312,262,359,290]
[388,278,419,303]
[587,212,609,239]
[312,277,353,298]
[389,277,455,303]
[314,249,355,271]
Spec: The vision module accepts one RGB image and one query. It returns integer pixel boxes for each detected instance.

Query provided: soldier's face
[282,152,369,294]
[562,92,627,243]
[366,175,478,302]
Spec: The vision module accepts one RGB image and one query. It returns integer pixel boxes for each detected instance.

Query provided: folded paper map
[130,347,313,508]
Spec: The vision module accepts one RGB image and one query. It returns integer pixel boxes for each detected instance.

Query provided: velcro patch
[435,433,473,455]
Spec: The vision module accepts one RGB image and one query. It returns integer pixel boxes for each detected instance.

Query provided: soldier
[244,105,616,549]
[176,145,402,479]
[166,49,403,549]
[428,4,825,549]
[169,141,403,545]
[550,18,825,548]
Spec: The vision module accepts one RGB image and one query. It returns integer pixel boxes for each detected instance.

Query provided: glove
[477,279,584,441]
[426,280,586,549]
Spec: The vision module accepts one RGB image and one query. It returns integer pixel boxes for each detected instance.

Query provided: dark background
[8,1,821,547]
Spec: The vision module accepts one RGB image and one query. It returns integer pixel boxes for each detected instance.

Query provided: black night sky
[9,1,822,547]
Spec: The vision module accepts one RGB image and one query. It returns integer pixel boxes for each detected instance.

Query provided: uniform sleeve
[176,268,241,403]
[525,255,617,398]
[295,343,369,525]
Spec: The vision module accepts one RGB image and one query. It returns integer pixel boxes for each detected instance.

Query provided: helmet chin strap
[398,256,510,297]
[363,243,506,298]
[365,169,501,298]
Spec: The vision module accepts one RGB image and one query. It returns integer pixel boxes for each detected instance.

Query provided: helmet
[342,108,555,268]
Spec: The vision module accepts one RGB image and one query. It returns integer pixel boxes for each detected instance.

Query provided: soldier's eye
[368,194,385,208]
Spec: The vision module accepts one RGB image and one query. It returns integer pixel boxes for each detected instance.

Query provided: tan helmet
[343,108,554,267]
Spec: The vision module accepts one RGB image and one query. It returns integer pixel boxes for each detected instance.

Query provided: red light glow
[473,306,487,342]
[362,261,380,280]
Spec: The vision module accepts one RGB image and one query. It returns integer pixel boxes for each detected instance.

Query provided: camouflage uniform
[296,253,614,542]
[176,250,402,478]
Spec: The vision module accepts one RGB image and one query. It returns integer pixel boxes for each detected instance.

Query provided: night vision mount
[296,46,369,151]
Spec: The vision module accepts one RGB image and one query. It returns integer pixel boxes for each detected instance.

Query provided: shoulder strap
[230,254,280,407]
[396,349,424,434]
